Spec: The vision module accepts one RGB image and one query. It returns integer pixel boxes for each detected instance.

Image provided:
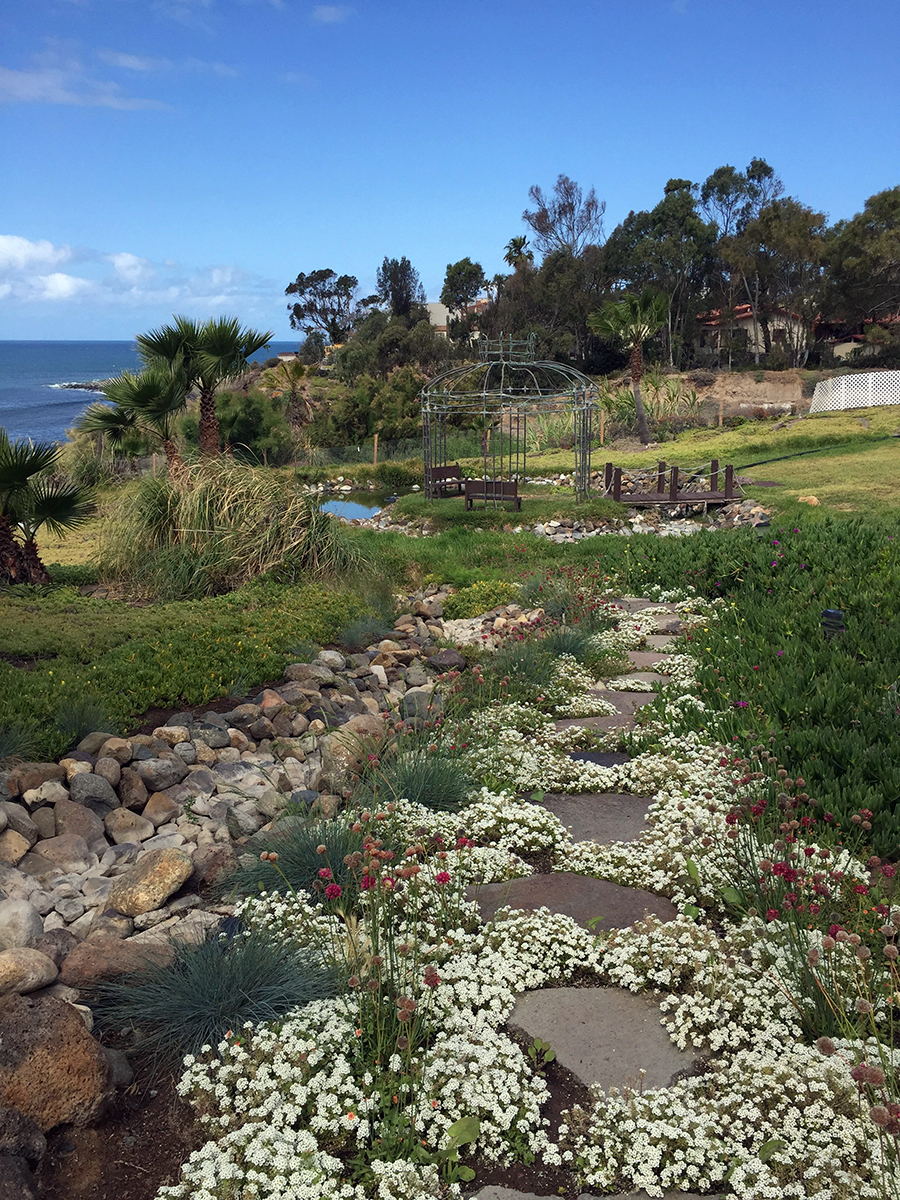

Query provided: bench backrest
[430,465,462,482]
[465,479,518,497]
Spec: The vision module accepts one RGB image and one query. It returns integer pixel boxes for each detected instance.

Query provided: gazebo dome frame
[419,334,598,501]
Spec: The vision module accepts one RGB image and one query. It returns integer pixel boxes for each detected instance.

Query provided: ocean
[0,340,300,445]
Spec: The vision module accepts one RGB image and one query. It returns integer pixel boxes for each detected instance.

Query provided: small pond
[320,492,399,521]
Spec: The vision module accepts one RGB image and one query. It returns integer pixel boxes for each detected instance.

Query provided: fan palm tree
[260,359,312,429]
[588,290,669,444]
[80,368,189,475]
[503,236,534,270]
[0,431,96,585]
[136,316,272,456]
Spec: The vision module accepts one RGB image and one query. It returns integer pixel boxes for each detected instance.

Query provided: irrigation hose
[736,434,897,472]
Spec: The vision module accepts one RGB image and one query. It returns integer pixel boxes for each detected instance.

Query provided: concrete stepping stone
[537,792,653,845]
[509,986,698,1091]
[470,872,677,930]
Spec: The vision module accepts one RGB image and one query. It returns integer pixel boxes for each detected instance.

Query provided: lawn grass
[391,490,622,531]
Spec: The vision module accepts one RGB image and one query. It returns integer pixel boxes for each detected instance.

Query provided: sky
[2,0,899,341]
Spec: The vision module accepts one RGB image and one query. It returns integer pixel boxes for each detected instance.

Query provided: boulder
[0,1106,46,1166]
[106,847,193,917]
[135,758,189,792]
[192,723,231,750]
[104,808,154,845]
[152,725,191,746]
[0,1155,38,1200]
[0,901,43,952]
[0,993,113,1130]
[321,713,386,784]
[76,732,110,755]
[399,688,442,721]
[141,791,180,827]
[13,853,61,885]
[31,835,96,876]
[29,808,56,840]
[29,929,78,968]
[0,832,30,867]
[0,804,38,848]
[117,767,149,811]
[20,780,68,808]
[52,798,107,854]
[59,935,171,988]
[59,758,93,782]
[97,737,133,764]
[93,757,121,788]
[68,773,119,810]
[189,843,236,889]
[0,949,58,997]
[3,765,66,800]
[284,662,336,686]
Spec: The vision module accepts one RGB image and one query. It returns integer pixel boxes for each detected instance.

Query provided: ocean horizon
[0,339,300,445]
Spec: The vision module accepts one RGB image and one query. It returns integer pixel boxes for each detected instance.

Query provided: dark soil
[36,1075,198,1200]
[130,677,285,736]
[467,1024,595,1199]
[0,651,51,671]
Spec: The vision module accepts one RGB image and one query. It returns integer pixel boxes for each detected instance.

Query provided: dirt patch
[0,651,52,671]
[129,677,286,736]
[36,1075,198,1200]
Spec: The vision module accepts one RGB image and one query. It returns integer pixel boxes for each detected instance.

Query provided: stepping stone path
[469,601,720,1200]
[606,670,668,691]
[471,872,677,931]
[510,986,698,1091]
[537,791,653,845]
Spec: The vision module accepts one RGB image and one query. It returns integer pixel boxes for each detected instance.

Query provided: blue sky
[2,0,898,340]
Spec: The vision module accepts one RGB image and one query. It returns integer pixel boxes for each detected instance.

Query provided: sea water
[0,340,299,444]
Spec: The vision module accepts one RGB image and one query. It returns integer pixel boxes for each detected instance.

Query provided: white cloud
[97,49,240,78]
[108,252,155,284]
[0,43,165,109]
[36,273,94,301]
[0,235,72,272]
[312,5,354,24]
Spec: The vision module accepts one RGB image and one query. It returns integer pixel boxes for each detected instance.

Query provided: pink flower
[318,867,333,879]
[360,873,376,890]
[766,908,780,921]
[435,871,451,886]
[423,966,440,988]
[324,883,343,900]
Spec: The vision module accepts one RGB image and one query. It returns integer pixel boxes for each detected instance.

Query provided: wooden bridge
[603,459,737,506]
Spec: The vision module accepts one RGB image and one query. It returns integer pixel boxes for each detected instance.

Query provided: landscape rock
[29,929,78,968]
[136,757,189,791]
[98,737,133,764]
[29,808,55,840]
[33,835,96,876]
[0,804,38,848]
[0,831,31,866]
[4,765,66,800]
[106,847,193,916]
[0,901,43,951]
[104,807,155,844]
[68,773,119,811]
[14,853,61,885]
[0,1155,38,1200]
[189,843,236,889]
[153,725,191,746]
[59,935,171,988]
[117,767,149,811]
[0,1106,46,1166]
[21,780,69,808]
[142,791,180,826]
[93,756,121,787]
[0,993,113,1130]
[52,797,107,854]
[0,948,58,996]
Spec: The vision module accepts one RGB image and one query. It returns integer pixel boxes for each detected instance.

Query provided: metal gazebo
[419,335,598,502]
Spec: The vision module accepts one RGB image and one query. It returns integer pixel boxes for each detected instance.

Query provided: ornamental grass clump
[92,926,342,1071]
[353,720,473,814]
[101,459,360,599]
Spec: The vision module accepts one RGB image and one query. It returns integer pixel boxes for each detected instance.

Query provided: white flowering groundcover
[158,600,894,1200]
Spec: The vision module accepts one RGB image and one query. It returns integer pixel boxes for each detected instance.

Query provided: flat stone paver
[537,792,653,844]
[568,749,631,767]
[509,987,698,1091]
[626,649,669,669]
[644,633,677,650]
[469,872,677,930]
[555,691,656,731]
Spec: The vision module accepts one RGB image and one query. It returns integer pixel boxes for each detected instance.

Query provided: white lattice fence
[810,370,900,413]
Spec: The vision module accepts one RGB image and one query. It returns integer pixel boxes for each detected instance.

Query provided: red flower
[324,883,343,900]
[435,871,451,886]
[765,908,780,921]
[423,966,440,988]
[318,867,333,879]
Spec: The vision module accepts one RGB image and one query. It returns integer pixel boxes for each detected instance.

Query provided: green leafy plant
[221,817,365,903]
[526,1037,556,1074]
[442,580,521,620]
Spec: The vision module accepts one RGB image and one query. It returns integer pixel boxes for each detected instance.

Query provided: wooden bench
[464,479,522,511]
[426,464,465,498]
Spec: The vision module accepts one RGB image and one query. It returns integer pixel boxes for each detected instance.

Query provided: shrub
[359,744,472,813]
[442,580,521,620]
[92,926,342,1069]
[53,695,118,749]
[222,818,365,903]
[373,461,421,490]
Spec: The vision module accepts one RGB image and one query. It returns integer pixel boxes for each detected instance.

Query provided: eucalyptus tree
[588,290,669,444]
[136,316,272,456]
[523,174,606,258]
